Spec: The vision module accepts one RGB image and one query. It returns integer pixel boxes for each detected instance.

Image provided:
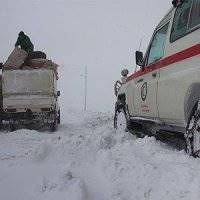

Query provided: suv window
[171,0,193,42]
[146,23,169,66]
[189,0,200,29]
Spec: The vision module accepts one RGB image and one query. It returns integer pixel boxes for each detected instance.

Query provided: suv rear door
[158,0,200,124]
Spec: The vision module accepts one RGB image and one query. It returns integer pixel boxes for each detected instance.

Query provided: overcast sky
[0,0,171,112]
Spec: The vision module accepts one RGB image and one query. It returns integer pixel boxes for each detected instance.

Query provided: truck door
[134,23,169,118]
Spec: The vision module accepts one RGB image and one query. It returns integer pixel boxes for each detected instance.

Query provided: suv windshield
[147,23,169,65]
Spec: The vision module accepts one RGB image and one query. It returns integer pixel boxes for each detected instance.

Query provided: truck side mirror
[57,91,60,97]
[135,51,144,67]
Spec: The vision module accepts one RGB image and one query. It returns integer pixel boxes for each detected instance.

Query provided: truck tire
[50,114,58,132]
[9,123,16,132]
[185,100,200,157]
[50,122,57,132]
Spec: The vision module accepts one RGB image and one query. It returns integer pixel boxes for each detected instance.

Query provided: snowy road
[1,110,200,200]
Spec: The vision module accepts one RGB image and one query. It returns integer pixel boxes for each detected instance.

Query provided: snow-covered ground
[1,110,200,200]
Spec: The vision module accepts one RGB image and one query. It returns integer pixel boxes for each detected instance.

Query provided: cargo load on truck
[3,47,59,79]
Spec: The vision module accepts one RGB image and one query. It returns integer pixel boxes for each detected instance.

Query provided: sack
[26,58,58,69]
[4,47,28,69]
[26,58,46,68]
[28,51,47,59]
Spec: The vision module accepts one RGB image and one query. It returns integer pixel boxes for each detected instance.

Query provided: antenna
[138,38,143,51]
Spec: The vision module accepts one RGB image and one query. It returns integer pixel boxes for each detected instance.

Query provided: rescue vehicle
[114,0,200,157]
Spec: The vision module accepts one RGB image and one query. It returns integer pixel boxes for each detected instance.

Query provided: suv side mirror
[57,91,60,97]
[135,51,144,67]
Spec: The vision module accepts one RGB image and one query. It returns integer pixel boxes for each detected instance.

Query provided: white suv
[114,0,200,157]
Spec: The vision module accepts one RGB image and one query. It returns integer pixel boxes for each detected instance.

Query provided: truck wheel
[57,110,61,124]
[9,124,16,132]
[50,122,57,132]
[185,101,200,157]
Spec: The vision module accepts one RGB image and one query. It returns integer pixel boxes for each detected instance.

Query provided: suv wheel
[114,102,131,131]
[185,101,200,157]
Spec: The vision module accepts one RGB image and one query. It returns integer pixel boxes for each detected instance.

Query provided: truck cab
[115,0,200,156]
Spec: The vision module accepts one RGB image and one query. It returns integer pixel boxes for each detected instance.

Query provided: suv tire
[185,100,200,157]
[114,102,131,131]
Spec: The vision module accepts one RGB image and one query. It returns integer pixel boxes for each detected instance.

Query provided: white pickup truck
[2,68,60,131]
[114,0,200,157]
